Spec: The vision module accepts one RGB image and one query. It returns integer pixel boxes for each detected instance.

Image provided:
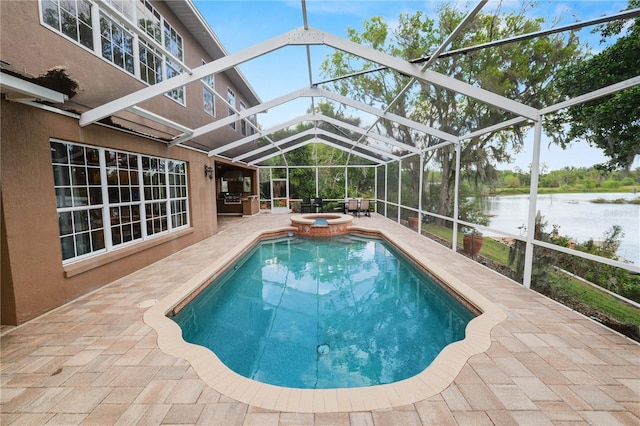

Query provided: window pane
[52,165,70,186]
[51,142,68,163]
[61,9,78,40]
[79,22,93,49]
[73,210,89,232]
[75,232,91,256]
[111,226,122,245]
[78,1,92,25]
[61,236,75,260]
[120,187,131,202]
[42,0,60,30]
[86,148,99,166]
[71,167,87,186]
[91,230,105,251]
[58,211,73,236]
[119,170,129,185]
[89,209,103,229]
[108,187,119,203]
[121,205,131,222]
[110,207,120,225]
[70,145,85,165]
[107,168,118,185]
[88,187,102,205]
[87,167,101,185]
[133,222,142,239]
[122,224,132,243]
[106,150,117,167]
[56,188,72,208]
[73,187,88,206]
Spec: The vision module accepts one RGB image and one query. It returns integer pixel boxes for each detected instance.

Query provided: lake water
[475,193,639,264]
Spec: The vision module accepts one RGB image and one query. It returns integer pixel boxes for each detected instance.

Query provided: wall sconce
[204,165,214,180]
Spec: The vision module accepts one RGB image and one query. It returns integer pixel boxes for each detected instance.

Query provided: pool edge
[143,225,507,413]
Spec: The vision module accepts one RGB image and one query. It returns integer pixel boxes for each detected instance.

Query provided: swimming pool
[144,221,506,412]
[171,235,475,389]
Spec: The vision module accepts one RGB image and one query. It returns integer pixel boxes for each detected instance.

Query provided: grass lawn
[422,223,640,327]
[552,272,640,325]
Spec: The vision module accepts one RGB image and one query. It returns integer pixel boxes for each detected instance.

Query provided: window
[139,42,163,85]
[104,0,133,20]
[51,140,189,263]
[168,161,188,228]
[51,141,105,261]
[240,101,247,136]
[249,115,256,135]
[40,0,186,103]
[41,0,93,49]
[202,60,215,116]
[99,12,135,74]
[163,21,185,104]
[228,88,236,130]
[203,88,215,117]
[136,0,162,42]
[165,59,185,104]
[105,150,142,246]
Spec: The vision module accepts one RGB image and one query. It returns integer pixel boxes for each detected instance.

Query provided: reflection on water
[173,235,474,389]
[474,193,639,264]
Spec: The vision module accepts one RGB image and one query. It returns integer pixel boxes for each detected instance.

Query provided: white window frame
[228,88,236,130]
[240,101,247,136]
[51,139,190,265]
[202,59,216,117]
[98,11,135,75]
[39,0,186,105]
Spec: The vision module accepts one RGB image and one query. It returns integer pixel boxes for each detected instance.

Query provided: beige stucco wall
[1,99,219,325]
[0,1,253,148]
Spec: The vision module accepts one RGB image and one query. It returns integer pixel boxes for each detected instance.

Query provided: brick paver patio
[2,214,638,425]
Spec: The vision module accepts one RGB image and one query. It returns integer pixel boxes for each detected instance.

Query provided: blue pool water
[172,235,475,389]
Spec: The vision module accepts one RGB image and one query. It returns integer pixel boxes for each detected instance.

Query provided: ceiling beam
[540,76,640,115]
[176,86,457,147]
[248,136,384,165]
[317,30,539,120]
[208,113,316,156]
[80,31,294,127]
[209,111,420,158]
[81,25,538,132]
[1,73,68,103]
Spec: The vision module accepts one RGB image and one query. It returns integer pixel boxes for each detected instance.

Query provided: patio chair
[347,198,359,216]
[359,199,370,217]
[334,198,348,214]
[313,197,323,213]
[301,197,312,213]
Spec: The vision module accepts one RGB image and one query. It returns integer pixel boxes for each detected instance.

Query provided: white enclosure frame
[76,1,640,285]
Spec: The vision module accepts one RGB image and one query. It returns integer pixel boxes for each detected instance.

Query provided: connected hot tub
[289,213,353,236]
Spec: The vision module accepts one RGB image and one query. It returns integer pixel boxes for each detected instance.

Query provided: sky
[193,0,636,171]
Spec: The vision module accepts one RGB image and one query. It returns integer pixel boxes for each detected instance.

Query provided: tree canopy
[550,0,640,170]
[320,2,582,219]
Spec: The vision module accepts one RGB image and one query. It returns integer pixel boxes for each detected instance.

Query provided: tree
[320,3,582,222]
[258,102,375,199]
[549,0,640,170]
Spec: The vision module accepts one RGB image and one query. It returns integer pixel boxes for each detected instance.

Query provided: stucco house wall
[0,0,259,324]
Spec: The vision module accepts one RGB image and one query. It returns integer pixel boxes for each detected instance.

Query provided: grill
[224,193,242,205]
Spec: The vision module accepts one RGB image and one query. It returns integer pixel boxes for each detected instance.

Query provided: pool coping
[143,224,507,413]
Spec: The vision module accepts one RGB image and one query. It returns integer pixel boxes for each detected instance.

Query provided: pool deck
[2,213,639,425]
